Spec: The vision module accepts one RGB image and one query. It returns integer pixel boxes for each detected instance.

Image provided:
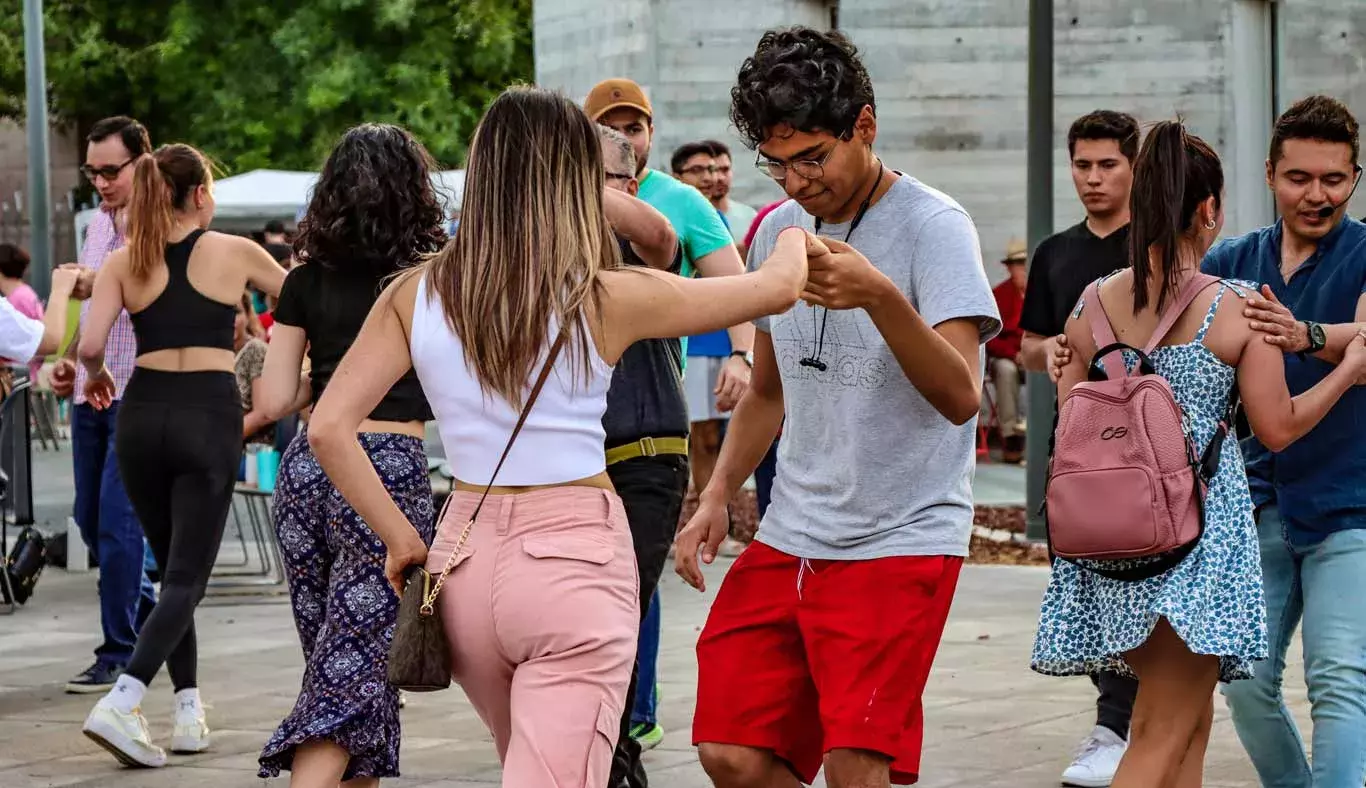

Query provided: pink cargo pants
[426,486,639,787]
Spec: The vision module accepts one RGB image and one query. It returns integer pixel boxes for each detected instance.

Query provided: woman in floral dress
[1035,120,1366,786]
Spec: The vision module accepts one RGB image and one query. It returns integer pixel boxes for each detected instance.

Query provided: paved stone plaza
[0,444,1293,786]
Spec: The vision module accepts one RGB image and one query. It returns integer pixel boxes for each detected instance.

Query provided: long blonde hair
[426,86,619,407]
[127,144,212,279]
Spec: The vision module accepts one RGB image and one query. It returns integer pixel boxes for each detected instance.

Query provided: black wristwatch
[1301,321,1327,357]
[730,350,753,367]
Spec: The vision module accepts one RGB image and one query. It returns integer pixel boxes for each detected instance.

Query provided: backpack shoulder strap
[1082,278,1122,378]
[1141,273,1223,355]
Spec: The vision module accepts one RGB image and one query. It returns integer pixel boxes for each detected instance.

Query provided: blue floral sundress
[1031,278,1268,683]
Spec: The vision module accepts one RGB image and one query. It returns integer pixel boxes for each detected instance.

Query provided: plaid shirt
[74,209,137,405]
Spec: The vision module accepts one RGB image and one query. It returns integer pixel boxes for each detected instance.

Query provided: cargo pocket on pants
[583,699,620,788]
[521,533,614,565]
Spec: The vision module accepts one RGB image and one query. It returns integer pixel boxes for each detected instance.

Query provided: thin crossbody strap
[421,330,571,611]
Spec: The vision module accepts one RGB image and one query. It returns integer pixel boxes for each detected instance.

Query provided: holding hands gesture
[1244,285,1310,353]
[801,237,893,311]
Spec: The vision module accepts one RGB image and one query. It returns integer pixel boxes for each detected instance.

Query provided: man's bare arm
[1020,331,1052,372]
[1242,286,1366,365]
[693,244,756,352]
[603,188,678,270]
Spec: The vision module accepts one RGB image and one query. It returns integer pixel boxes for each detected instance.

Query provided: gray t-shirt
[747,176,1001,559]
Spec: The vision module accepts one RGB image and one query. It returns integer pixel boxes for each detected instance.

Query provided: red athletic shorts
[693,541,963,785]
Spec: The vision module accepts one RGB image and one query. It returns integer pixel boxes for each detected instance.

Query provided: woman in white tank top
[306,86,818,787]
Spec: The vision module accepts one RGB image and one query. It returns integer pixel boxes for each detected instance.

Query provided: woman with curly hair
[255,123,446,786]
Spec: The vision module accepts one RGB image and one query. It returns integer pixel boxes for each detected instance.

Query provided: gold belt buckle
[639,436,657,457]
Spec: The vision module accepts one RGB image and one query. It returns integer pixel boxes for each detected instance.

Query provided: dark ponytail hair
[1128,120,1223,313]
[127,144,212,279]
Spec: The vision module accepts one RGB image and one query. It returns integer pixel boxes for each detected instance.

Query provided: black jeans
[606,452,689,788]
[117,370,241,690]
[1091,670,1138,739]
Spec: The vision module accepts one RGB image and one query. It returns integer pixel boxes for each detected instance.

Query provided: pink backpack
[1045,273,1236,580]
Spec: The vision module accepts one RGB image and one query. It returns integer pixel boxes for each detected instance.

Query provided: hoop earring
[1204,219,1216,230]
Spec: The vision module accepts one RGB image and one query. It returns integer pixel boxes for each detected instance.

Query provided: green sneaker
[630,722,664,751]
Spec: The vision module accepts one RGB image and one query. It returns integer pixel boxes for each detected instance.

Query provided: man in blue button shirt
[1202,95,1366,788]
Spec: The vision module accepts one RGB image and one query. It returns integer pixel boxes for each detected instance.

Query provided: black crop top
[272,262,433,423]
[128,230,236,355]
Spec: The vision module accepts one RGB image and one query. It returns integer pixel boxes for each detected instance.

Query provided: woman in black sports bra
[75,143,287,769]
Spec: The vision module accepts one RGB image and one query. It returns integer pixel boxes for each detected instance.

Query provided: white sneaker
[170,707,210,754]
[83,702,167,768]
[717,536,747,557]
[1061,726,1126,787]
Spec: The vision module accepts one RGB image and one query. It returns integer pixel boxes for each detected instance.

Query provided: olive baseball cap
[584,78,653,122]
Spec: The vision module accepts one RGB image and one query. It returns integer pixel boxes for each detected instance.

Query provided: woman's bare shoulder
[102,245,130,270]
[382,264,428,323]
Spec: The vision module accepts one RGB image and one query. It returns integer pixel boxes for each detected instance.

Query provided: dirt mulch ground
[971,505,1049,565]
[678,496,1047,567]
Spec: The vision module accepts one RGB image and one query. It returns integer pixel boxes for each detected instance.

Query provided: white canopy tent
[74,167,465,245]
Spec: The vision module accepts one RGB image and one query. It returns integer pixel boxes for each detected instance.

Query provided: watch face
[1310,322,1327,350]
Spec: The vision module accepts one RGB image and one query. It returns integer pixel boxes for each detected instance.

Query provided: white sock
[174,688,203,719]
[105,675,147,714]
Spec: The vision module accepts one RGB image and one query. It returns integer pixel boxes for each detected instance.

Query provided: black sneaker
[65,661,124,694]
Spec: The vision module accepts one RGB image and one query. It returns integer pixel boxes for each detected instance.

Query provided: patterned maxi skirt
[258,428,434,780]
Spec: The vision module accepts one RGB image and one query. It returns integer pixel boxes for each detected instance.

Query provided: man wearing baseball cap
[985,239,1029,463]
[584,77,753,788]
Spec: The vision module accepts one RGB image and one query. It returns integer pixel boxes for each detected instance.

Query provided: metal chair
[206,483,286,597]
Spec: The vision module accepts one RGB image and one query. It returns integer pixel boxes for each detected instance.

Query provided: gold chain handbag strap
[419,331,570,614]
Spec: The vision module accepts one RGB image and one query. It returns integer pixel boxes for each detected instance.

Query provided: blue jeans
[1222,505,1366,787]
[631,587,661,727]
[71,403,157,666]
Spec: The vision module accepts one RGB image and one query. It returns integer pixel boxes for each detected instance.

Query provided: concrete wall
[844,0,1235,272]
[534,0,828,210]
[1280,0,1366,227]
[537,1,1366,282]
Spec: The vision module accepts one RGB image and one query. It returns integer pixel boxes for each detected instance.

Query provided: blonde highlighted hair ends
[425,86,620,407]
[126,144,212,279]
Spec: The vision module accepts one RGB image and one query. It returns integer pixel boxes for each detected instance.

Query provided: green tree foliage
[0,0,532,173]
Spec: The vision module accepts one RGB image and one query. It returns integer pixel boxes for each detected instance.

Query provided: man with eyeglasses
[49,116,160,695]
[675,27,999,788]
[698,140,759,258]
[583,82,752,788]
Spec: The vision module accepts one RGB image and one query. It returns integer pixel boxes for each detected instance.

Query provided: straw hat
[1002,238,1028,265]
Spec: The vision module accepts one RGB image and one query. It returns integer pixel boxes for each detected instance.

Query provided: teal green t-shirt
[636,169,733,280]
[636,169,735,361]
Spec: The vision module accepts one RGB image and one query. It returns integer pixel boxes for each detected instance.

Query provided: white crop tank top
[410,274,614,486]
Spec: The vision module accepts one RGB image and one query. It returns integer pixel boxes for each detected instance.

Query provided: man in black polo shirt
[1018,109,1138,788]
[597,125,691,788]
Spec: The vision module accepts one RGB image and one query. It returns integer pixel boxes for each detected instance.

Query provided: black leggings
[116,369,241,690]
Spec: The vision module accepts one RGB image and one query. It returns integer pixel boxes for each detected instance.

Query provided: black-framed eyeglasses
[755,146,837,182]
[80,159,135,183]
[679,164,719,177]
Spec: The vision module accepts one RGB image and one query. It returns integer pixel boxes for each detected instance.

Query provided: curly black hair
[730,27,875,149]
[294,123,448,277]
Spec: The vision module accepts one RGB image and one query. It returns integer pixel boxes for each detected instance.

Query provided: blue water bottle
[257,447,280,493]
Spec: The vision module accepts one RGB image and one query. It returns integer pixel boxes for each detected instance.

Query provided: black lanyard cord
[800,162,886,372]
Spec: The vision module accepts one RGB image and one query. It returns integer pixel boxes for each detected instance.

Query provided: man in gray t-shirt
[674,26,1000,788]
[746,177,999,559]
